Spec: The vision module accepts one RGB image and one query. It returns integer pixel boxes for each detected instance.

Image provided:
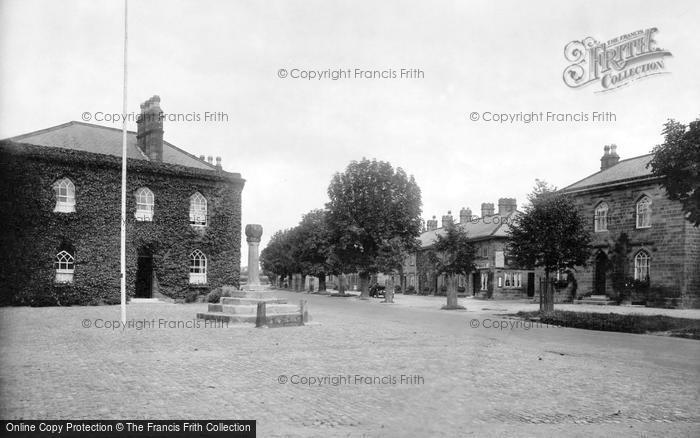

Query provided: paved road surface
[1,290,698,437]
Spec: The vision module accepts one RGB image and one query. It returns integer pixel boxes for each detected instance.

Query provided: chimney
[136,95,164,162]
[498,198,517,215]
[441,211,453,228]
[460,207,472,223]
[199,155,205,161]
[426,215,438,231]
[481,202,495,217]
[215,156,222,170]
[207,155,213,164]
[600,144,620,170]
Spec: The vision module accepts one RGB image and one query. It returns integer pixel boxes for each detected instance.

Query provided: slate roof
[4,121,216,171]
[561,154,658,193]
[420,210,519,248]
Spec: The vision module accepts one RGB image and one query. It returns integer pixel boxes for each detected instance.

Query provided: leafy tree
[432,222,477,309]
[648,118,700,226]
[292,209,333,292]
[375,236,419,302]
[507,181,591,313]
[326,158,422,298]
[260,229,295,287]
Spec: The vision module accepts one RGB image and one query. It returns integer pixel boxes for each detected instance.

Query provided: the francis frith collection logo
[563,28,672,92]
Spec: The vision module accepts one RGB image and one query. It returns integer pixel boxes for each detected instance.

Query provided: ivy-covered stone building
[560,145,700,308]
[0,96,245,306]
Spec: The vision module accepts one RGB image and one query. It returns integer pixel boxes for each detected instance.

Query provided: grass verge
[515,310,700,340]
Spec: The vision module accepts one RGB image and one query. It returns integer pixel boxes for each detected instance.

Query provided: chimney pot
[441,211,454,228]
[215,156,222,169]
[481,202,495,217]
[426,215,438,231]
[498,198,517,215]
[600,144,620,171]
[136,95,164,162]
[460,207,472,223]
[199,155,205,160]
[207,155,213,164]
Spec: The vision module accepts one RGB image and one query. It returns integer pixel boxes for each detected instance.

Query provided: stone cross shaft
[245,224,263,286]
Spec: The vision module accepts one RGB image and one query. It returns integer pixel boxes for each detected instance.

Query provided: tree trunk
[339,273,346,295]
[318,273,326,292]
[308,276,314,293]
[359,271,370,299]
[300,274,306,293]
[443,273,465,310]
[542,270,554,314]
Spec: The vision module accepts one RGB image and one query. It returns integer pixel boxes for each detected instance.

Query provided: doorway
[136,247,153,298]
[527,272,535,297]
[594,251,608,296]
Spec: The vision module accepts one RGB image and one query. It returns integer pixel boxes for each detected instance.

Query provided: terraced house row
[406,145,699,308]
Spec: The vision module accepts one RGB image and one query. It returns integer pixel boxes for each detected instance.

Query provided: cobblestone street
[1,291,699,437]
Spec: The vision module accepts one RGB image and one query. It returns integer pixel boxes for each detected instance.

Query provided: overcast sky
[1,0,698,266]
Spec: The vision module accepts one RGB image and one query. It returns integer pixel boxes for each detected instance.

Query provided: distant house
[405,199,535,299]
[560,145,700,308]
[0,96,245,305]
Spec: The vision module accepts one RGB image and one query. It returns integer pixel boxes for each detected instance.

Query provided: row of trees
[260,158,423,299]
[261,117,699,312]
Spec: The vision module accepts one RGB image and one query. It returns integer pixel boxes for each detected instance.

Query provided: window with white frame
[594,202,608,232]
[55,250,75,283]
[189,249,207,284]
[480,272,488,291]
[503,272,522,288]
[634,251,650,281]
[636,196,652,229]
[53,178,76,213]
[135,187,154,221]
[189,192,207,226]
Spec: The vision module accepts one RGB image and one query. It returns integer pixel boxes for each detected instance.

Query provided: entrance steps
[129,298,163,304]
[196,286,310,327]
[576,295,617,305]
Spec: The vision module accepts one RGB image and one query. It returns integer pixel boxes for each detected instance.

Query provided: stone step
[208,303,299,315]
[576,296,617,305]
[220,297,287,305]
[229,290,280,299]
[129,298,163,304]
[196,312,303,327]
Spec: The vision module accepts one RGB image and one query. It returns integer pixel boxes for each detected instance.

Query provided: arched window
[189,192,207,226]
[55,250,75,283]
[189,249,207,284]
[634,251,650,281]
[636,196,652,228]
[594,202,608,232]
[53,178,76,213]
[134,187,154,221]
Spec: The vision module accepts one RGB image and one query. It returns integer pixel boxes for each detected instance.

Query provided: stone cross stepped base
[196,287,310,327]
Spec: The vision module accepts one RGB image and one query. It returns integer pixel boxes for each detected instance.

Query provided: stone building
[0,96,245,305]
[560,145,700,308]
[406,199,535,299]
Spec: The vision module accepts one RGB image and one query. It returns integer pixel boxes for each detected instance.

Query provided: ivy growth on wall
[0,141,244,306]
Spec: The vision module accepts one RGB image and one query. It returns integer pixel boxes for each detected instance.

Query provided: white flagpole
[120,0,128,324]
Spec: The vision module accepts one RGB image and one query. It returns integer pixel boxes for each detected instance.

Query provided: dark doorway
[136,248,153,298]
[527,272,535,297]
[594,251,608,295]
[472,273,479,295]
